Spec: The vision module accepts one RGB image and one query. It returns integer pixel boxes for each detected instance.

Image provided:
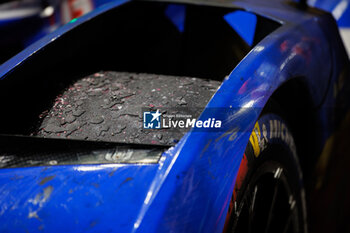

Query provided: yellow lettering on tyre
[249,122,261,157]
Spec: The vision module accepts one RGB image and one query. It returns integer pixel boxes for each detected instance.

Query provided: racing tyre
[224,113,307,233]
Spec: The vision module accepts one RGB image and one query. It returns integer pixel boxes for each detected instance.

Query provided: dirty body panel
[0,0,347,232]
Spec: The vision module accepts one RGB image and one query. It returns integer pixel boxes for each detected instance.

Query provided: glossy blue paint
[224,11,257,46]
[0,0,349,233]
[134,9,340,231]
[165,4,186,33]
[0,164,160,232]
[310,0,350,27]
[310,0,350,57]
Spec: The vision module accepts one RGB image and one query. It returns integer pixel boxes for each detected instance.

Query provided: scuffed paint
[0,0,349,233]
[39,175,56,185]
[28,186,54,221]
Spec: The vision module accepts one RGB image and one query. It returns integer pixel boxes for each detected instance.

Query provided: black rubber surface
[226,113,307,233]
[36,72,221,145]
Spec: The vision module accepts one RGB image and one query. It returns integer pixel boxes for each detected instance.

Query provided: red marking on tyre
[233,154,248,200]
[222,153,248,233]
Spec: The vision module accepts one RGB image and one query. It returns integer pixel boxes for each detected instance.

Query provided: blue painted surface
[224,11,257,46]
[0,0,349,232]
[0,164,160,232]
[165,4,186,33]
[310,0,350,27]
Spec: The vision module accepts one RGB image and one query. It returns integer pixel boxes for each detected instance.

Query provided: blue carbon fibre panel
[0,0,349,232]
[310,0,350,27]
[135,16,339,232]
[0,164,160,232]
[165,4,186,33]
[224,11,257,46]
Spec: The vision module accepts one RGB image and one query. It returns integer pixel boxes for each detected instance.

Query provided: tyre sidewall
[230,113,307,233]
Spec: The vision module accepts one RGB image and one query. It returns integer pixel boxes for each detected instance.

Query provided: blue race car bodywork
[0,0,112,63]
[0,0,349,232]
